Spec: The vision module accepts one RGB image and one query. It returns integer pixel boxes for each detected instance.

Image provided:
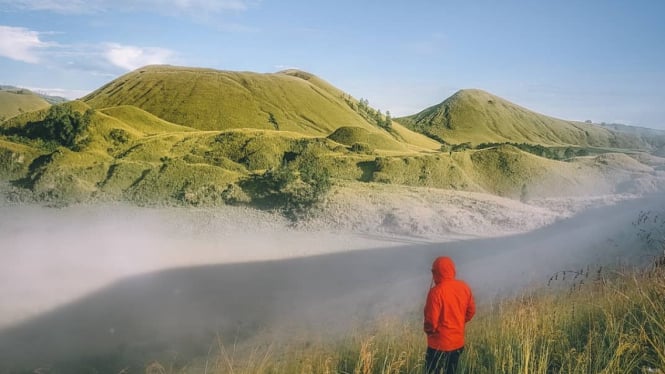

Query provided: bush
[1,105,93,150]
[39,106,93,149]
[452,142,472,152]
[350,142,373,154]
[475,142,563,160]
[239,151,331,220]
[109,128,130,144]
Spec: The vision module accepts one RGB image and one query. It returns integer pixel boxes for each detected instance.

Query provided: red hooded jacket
[424,256,476,351]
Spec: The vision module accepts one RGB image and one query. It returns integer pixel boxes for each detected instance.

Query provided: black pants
[425,346,464,374]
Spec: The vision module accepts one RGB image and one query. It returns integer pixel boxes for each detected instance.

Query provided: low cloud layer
[0,194,663,371]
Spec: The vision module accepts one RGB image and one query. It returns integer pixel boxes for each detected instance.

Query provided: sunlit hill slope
[0,89,51,122]
[1,65,664,208]
[398,89,649,149]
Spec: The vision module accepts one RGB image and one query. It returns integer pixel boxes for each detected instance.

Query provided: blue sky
[1,0,664,128]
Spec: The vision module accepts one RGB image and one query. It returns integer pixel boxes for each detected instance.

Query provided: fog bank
[0,193,663,372]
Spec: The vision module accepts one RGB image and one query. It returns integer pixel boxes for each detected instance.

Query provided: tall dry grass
[145,262,664,374]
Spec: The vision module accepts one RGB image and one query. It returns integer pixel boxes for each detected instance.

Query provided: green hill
[0,85,67,105]
[1,67,664,209]
[0,89,51,121]
[398,89,648,149]
[85,65,384,135]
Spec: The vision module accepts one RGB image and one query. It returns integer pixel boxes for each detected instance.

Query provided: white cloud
[274,65,302,71]
[0,26,49,63]
[0,0,90,14]
[0,0,254,14]
[104,43,176,71]
[168,0,250,12]
[0,25,177,72]
[25,86,91,100]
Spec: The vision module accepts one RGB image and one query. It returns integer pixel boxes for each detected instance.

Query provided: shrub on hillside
[350,142,373,154]
[475,142,564,160]
[0,149,26,177]
[1,105,93,150]
[452,142,472,152]
[109,128,130,144]
[239,150,331,219]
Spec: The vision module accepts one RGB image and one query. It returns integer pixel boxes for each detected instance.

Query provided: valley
[1,65,665,373]
[0,192,662,372]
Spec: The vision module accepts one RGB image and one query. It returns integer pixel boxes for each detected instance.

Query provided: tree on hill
[1,104,94,150]
[239,148,331,220]
[383,110,392,130]
[358,98,369,112]
[41,105,93,149]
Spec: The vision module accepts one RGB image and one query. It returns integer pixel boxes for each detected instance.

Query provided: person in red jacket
[423,256,476,374]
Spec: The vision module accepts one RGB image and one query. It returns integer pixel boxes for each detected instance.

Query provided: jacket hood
[432,256,456,284]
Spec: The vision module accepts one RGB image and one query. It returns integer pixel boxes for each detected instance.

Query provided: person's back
[424,256,475,374]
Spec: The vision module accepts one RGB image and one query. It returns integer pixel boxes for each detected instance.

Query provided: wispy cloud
[25,86,91,100]
[0,26,50,63]
[0,25,177,74]
[104,43,176,71]
[0,0,255,14]
[0,0,99,14]
[274,64,302,71]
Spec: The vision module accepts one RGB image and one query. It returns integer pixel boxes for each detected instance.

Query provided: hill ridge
[1,65,664,208]
[397,88,648,149]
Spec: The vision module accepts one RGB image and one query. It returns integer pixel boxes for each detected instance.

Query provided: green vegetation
[327,126,406,152]
[0,139,40,179]
[0,89,51,121]
[474,142,591,160]
[239,151,331,219]
[0,65,662,211]
[398,89,649,149]
[0,103,93,151]
[84,66,386,137]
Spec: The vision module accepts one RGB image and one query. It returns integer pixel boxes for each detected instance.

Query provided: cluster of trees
[342,95,392,130]
[239,147,331,220]
[1,105,94,150]
[40,105,94,150]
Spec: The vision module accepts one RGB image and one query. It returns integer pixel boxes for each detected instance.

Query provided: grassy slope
[0,138,41,179]
[1,68,662,205]
[398,89,648,149]
[83,66,401,139]
[367,144,659,198]
[0,99,347,204]
[99,105,197,135]
[0,108,659,204]
[0,90,50,120]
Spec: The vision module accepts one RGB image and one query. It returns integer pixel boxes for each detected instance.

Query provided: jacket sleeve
[423,288,442,335]
[465,288,476,322]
